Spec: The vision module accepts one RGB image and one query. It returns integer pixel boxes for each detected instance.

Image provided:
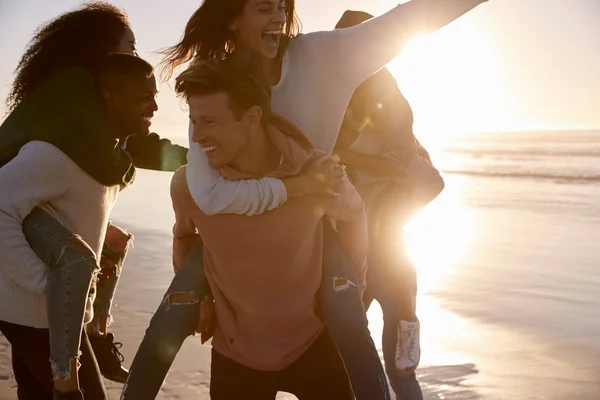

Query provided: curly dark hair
[6,2,130,111]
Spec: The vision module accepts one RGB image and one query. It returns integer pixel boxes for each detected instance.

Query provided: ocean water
[437,129,600,183]
[428,130,600,346]
[110,129,600,399]
[399,129,600,399]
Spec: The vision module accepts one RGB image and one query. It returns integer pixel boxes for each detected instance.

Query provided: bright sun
[386,18,506,149]
[379,21,488,294]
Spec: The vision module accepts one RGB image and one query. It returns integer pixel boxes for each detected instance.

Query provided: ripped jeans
[22,207,131,381]
[121,220,390,400]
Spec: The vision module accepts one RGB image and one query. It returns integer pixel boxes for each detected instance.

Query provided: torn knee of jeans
[163,292,199,310]
[332,276,358,292]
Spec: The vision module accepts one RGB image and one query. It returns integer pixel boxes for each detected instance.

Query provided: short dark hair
[95,53,154,90]
[175,55,271,126]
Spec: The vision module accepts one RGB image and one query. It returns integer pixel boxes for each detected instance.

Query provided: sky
[0,0,598,147]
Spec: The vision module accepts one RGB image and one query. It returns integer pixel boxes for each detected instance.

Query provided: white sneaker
[395,320,421,372]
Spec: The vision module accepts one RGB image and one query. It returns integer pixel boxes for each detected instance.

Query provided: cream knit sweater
[0,141,119,328]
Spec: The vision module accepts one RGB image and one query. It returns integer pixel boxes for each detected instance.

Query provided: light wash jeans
[121,220,391,400]
[92,230,132,333]
[22,207,131,381]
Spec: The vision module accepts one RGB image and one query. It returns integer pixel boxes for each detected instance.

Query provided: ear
[228,19,238,31]
[101,90,117,108]
[243,105,263,129]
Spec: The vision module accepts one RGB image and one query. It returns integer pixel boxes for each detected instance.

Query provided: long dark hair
[159,0,301,81]
[6,2,130,111]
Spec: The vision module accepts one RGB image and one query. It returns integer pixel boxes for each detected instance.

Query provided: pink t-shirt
[170,115,368,371]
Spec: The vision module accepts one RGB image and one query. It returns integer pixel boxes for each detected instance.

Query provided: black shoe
[53,389,84,400]
[88,333,129,383]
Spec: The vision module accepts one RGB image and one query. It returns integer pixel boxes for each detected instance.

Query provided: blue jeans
[321,219,391,400]
[122,220,390,400]
[120,244,207,399]
[22,208,131,382]
[23,207,99,381]
[92,229,132,333]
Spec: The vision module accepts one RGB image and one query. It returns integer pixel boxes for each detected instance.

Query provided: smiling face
[229,0,287,60]
[104,73,158,139]
[189,91,251,169]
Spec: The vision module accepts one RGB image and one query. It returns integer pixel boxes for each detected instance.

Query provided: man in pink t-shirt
[170,58,368,399]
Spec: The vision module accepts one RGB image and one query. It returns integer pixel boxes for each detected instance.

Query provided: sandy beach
[2,137,600,400]
[1,0,599,397]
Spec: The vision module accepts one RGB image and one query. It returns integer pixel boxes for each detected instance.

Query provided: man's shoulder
[171,165,189,194]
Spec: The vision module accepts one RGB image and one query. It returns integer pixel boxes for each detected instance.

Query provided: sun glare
[402,178,474,294]
[387,19,506,146]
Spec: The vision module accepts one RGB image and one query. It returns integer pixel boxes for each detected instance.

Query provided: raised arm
[0,142,74,294]
[321,0,488,87]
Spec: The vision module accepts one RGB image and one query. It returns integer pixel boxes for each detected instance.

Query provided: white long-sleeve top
[186,0,488,216]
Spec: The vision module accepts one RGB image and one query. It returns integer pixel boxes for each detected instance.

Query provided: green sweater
[0,67,135,187]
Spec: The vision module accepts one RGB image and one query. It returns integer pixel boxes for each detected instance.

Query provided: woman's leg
[90,224,133,336]
[366,197,423,400]
[121,242,208,399]
[88,224,134,383]
[22,208,100,396]
[320,219,391,400]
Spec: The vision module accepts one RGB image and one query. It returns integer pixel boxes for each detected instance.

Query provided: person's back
[170,58,365,399]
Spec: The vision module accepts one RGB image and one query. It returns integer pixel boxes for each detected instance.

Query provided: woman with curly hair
[6,2,136,111]
[0,3,144,400]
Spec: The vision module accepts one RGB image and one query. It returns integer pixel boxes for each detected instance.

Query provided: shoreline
[2,169,599,399]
